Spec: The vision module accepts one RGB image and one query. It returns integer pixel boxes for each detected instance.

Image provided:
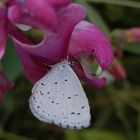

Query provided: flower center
[24,28,45,44]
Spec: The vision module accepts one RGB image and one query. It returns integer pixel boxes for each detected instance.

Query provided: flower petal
[98,71,115,85]
[11,4,86,62]
[10,4,86,83]
[0,70,14,103]
[8,0,71,30]
[70,57,106,88]
[14,43,49,84]
[8,24,49,83]
[68,20,113,69]
[8,0,57,29]
[0,8,8,60]
[74,61,106,88]
[48,0,71,7]
[123,28,140,43]
[108,58,126,80]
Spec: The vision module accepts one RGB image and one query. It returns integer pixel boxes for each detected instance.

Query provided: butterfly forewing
[29,61,91,129]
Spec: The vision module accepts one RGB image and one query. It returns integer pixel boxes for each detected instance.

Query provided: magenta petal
[10,4,86,83]
[72,60,106,88]
[8,1,57,29]
[68,21,113,69]
[0,8,8,60]
[0,70,14,103]
[12,4,86,62]
[14,43,48,84]
[49,0,71,7]
[8,24,48,83]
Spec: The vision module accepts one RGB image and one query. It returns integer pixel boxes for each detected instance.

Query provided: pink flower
[11,4,113,88]
[0,0,71,60]
[0,0,113,102]
[0,0,72,101]
[8,0,71,30]
[123,28,140,43]
[68,21,113,87]
[111,28,140,44]
[108,58,126,80]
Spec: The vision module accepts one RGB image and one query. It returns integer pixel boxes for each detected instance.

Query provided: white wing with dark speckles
[29,61,91,129]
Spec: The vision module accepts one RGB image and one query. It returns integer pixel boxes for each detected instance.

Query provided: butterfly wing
[29,61,91,129]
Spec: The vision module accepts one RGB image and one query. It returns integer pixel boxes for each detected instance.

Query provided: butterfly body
[29,61,91,129]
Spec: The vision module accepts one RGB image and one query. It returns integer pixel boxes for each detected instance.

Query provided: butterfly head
[52,61,69,70]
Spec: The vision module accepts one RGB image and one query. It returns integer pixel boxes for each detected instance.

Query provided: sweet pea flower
[0,0,71,101]
[108,58,126,80]
[123,28,140,44]
[0,0,113,102]
[11,6,113,88]
[111,28,140,44]
[98,58,126,85]
[0,0,71,60]
[68,21,113,87]
[8,0,71,30]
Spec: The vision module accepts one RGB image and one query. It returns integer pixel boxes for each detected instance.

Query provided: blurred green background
[0,0,140,140]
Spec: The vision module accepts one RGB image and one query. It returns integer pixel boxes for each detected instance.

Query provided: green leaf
[122,43,140,55]
[65,130,125,140]
[65,130,80,140]
[94,107,113,128]
[87,0,140,8]
[83,130,125,140]
[2,38,23,81]
[114,101,134,139]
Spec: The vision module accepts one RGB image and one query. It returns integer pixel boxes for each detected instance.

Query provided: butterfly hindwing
[29,61,91,129]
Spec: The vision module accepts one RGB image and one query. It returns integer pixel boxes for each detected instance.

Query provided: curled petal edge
[68,20,114,70]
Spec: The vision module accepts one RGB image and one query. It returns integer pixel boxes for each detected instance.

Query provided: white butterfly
[29,61,91,129]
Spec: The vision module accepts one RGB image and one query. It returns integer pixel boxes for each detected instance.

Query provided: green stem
[94,107,113,128]
[115,102,135,140]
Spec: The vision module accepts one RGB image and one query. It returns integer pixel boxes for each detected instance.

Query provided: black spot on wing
[54,82,58,85]
[40,91,44,95]
[81,106,85,109]
[66,125,69,128]
[81,126,85,129]
[77,113,80,115]
[41,83,45,86]
[71,112,75,115]
[33,96,36,100]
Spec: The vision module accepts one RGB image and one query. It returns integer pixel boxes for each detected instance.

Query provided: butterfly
[29,61,91,129]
